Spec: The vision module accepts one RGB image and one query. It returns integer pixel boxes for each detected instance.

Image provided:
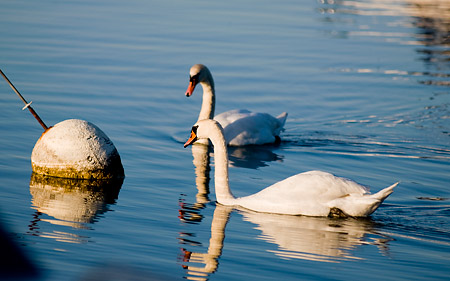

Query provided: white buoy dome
[31,119,124,179]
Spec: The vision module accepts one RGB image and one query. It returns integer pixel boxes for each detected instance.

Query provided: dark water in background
[0,0,449,280]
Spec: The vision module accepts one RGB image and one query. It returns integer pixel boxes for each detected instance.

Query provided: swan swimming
[184,119,398,217]
[185,64,287,146]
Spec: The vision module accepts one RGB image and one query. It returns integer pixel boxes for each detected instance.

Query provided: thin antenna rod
[0,69,48,130]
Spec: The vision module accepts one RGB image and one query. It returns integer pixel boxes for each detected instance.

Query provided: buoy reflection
[29,173,122,243]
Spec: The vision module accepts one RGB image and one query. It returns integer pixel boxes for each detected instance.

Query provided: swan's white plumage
[234,171,397,216]
[215,109,287,146]
[186,64,287,146]
[185,119,398,217]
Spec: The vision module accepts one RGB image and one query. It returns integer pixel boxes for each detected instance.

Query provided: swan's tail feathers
[337,182,398,217]
[276,112,288,128]
[358,182,398,216]
[372,182,399,202]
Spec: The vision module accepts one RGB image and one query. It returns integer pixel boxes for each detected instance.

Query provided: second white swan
[184,119,398,217]
[185,64,287,146]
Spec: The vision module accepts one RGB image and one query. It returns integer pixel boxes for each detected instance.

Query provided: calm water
[0,0,449,280]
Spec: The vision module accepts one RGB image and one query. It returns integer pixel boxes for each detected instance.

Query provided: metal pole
[0,69,48,130]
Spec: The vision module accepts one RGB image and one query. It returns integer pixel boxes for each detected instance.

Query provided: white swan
[184,119,398,217]
[185,64,288,146]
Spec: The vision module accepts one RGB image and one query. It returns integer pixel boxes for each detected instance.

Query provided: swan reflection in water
[178,144,212,225]
[240,210,392,263]
[227,145,283,169]
[180,204,392,280]
[192,138,284,171]
[180,204,232,281]
[28,173,122,243]
[180,145,392,280]
[191,144,212,205]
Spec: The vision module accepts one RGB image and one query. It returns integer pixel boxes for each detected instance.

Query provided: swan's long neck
[207,123,235,204]
[197,79,215,121]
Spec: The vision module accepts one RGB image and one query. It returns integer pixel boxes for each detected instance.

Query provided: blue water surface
[0,0,449,280]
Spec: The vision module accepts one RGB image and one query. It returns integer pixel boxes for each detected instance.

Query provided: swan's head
[184,125,199,147]
[184,119,224,148]
[185,64,214,97]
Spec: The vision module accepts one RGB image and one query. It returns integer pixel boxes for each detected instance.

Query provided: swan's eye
[184,125,199,148]
[190,73,200,85]
[192,125,198,134]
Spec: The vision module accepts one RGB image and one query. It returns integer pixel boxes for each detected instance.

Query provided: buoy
[1,69,124,180]
[31,119,124,179]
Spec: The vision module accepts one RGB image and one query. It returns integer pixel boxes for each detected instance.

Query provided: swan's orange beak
[184,127,198,148]
[185,81,196,97]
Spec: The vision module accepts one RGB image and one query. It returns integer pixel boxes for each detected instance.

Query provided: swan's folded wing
[214,109,252,128]
[215,110,286,145]
[234,171,368,216]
